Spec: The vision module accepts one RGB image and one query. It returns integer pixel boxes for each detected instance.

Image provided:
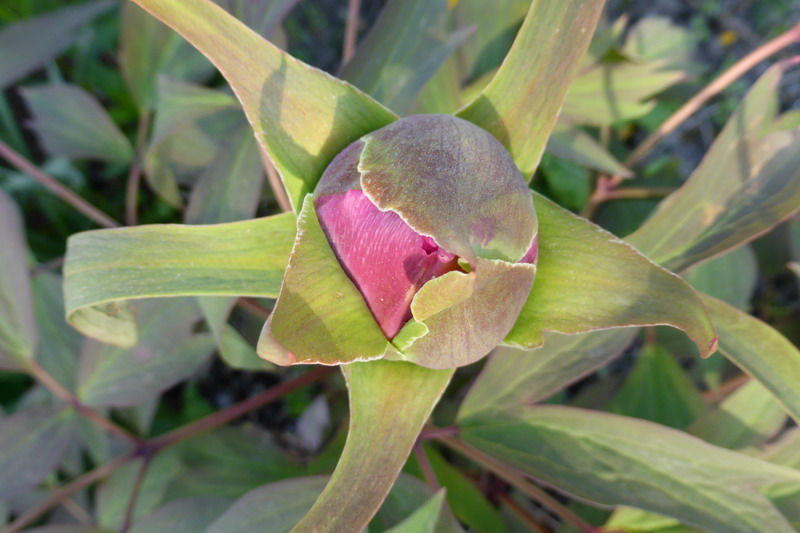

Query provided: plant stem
[623,23,800,171]
[0,140,120,229]
[119,455,152,533]
[342,0,362,65]
[125,111,151,226]
[259,147,293,212]
[413,443,440,491]
[436,435,597,533]
[28,360,142,446]
[4,366,333,532]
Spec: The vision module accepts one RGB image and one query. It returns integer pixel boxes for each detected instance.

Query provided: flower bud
[259,114,537,369]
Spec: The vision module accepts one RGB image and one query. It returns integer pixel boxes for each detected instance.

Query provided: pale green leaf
[546,122,631,176]
[623,17,697,71]
[373,475,463,533]
[197,297,272,372]
[609,344,707,429]
[413,57,462,115]
[293,360,453,532]
[63,212,296,346]
[184,124,264,224]
[0,406,76,500]
[562,62,686,126]
[120,2,215,109]
[703,294,800,424]
[23,527,115,533]
[128,497,231,533]
[451,0,530,82]
[77,299,214,407]
[505,193,717,358]
[32,272,82,391]
[628,65,800,272]
[97,451,182,530]
[131,0,397,211]
[462,406,800,533]
[205,477,328,533]
[0,1,111,89]
[342,0,471,115]
[0,191,36,369]
[606,507,699,533]
[21,84,133,163]
[385,490,446,533]
[683,245,757,310]
[688,380,787,451]
[456,0,603,177]
[459,329,637,421]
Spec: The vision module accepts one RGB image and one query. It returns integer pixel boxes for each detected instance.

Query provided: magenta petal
[520,235,538,264]
[315,190,460,339]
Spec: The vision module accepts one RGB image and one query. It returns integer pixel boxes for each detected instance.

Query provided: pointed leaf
[703,294,800,424]
[684,245,758,310]
[22,84,133,163]
[505,193,717,358]
[128,497,231,533]
[562,62,687,126]
[546,122,631,176]
[77,299,213,407]
[609,344,707,429]
[385,490,447,533]
[374,475,463,533]
[197,297,272,371]
[0,191,36,370]
[459,329,637,421]
[0,1,111,89]
[257,196,388,365]
[462,406,800,533]
[456,0,603,177]
[688,380,787,450]
[185,124,264,224]
[628,64,800,272]
[130,0,397,210]
[33,273,82,391]
[63,212,296,346]
[342,0,471,115]
[293,360,453,532]
[0,406,76,500]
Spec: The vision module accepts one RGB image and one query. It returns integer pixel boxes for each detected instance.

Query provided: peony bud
[258,114,538,369]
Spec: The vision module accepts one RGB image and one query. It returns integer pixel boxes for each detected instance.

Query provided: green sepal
[258,195,389,365]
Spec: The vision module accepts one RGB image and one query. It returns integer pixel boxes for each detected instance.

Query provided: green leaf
[505,193,717,358]
[373,474,463,533]
[422,446,508,533]
[0,406,76,500]
[456,0,603,177]
[32,272,82,391]
[0,1,111,89]
[196,298,272,372]
[683,245,757,310]
[459,329,637,421]
[63,212,296,346]
[413,57,462,115]
[257,196,388,365]
[609,344,707,429]
[546,122,631,176]
[623,16,697,71]
[451,0,530,82]
[0,191,36,370]
[385,490,447,533]
[97,451,182,530]
[703,294,800,425]
[143,77,240,207]
[205,477,328,533]
[167,425,302,500]
[130,0,397,211]
[342,0,471,115]
[628,64,800,272]
[184,124,264,224]
[128,497,231,533]
[77,299,213,407]
[293,360,453,532]
[462,406,800,533]
[687,380,787,451]
[562,61,686,126]
[21,84,133,163]
[120,2,215,109]
[539,153,591,212]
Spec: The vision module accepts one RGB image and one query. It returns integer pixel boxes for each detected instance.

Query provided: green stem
[292,360,454,533]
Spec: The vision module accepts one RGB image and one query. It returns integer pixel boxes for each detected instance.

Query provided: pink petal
[315,190,460,339]
[520,235,539,264]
